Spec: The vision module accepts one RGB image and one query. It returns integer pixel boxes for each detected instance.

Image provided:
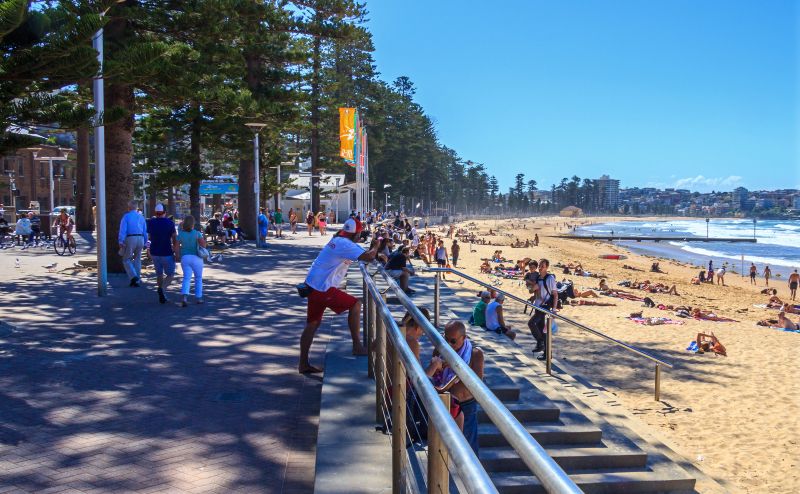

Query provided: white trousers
[181,254,204,298]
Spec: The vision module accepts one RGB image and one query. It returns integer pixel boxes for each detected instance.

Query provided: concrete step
[489,469,697,494]
[479,442,648,472]
[478,401,560,423]
[488,385,520,402]
[478,422,603,447]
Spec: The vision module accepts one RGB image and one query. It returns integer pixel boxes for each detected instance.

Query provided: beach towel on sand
[686,341,699,352]
[629,316,685,326]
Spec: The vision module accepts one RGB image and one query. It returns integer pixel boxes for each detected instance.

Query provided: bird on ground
[43,262,58,272]
[15,258,20,268]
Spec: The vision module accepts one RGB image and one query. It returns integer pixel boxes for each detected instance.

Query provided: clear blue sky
[365,0,799,193]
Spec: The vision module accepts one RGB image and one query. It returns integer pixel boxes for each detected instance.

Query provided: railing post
[654,363,661,401]
[545,315,553,375]
[391,346,407,493]
[362,277,368,349]
[375,294,387,424]
[427,392,451,494]
[367,290,375,379]
[434,271,441,328]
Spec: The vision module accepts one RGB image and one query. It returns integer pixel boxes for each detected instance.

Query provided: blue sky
[365,0,799,193]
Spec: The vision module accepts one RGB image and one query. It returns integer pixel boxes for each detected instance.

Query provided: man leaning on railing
[298,219,378,374]
[427,321,485,454]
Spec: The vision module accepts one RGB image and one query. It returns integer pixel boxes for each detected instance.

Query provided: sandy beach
[432,216,799,494]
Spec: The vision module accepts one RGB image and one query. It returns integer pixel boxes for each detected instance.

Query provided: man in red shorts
[299,218,377,374]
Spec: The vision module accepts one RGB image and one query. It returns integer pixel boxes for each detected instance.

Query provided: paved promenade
[0,233,336,493]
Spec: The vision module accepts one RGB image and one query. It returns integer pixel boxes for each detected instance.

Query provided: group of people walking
[118,200,205,306]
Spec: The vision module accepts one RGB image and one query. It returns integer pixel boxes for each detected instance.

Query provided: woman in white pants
[176,215,207,306]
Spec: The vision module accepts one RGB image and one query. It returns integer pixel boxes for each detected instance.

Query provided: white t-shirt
[485,300,501,330]
[534,274,558,307]
[305,236,365,292]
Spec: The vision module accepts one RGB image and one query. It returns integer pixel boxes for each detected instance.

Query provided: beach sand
[432,216,799,494]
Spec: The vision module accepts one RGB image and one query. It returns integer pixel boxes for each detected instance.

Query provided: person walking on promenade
[317,211,327,236]
[258,207,269,245]
[527,258,558,360]
[428,320,484,454]
[306,210,314,236]
[299,218,377,374]
[274,208,284,238]
[176,215,207,307]
[147,204,178,304]
[289,208,298,234]
[789,269,799,301]
[451,239,460,268]
[435,239,449,280]
[764,265,772,286]
[119,200,147,287]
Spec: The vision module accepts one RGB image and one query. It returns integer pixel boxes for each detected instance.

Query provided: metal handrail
[359,263,498,493]
[365,262,583,494]
[425,266,672,400]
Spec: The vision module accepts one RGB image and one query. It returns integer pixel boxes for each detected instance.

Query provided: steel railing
[360,262,582,494]
[425,267,673,401]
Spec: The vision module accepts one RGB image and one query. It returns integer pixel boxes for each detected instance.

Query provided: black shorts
[750,273,756,279]
[791,281,798,290]
[436,259,446,267]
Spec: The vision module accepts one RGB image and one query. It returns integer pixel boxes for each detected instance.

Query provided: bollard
[427,392,451,494]
[391,348,407,493]
[375,295,387,425]
[434,271,441,328]
[545,315,553,375]
[655,363,661,401]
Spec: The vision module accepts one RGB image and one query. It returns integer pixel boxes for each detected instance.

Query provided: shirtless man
[764,265,771,286]
[777,311,798,331]
[427,321,484,454]
[789,269,799,301]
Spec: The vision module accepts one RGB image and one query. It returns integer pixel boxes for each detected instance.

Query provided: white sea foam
[678,245,798,269]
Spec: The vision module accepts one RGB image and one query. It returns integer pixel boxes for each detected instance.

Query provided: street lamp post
[383,183,391,214]
[133,170,157,217]
[753,218,757,239]
[245,123,267,248]
[370,189,375,214]
[705,217,709,238]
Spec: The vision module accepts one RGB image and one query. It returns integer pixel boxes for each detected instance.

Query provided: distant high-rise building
[594,174,620,211]
[733,186,754,211]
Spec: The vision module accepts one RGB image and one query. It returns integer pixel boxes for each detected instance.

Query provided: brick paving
[0,234,338,493]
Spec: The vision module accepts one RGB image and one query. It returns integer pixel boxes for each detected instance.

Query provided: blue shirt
[119,210,147,244]
[258,213,269,228]
[147,217,176,256]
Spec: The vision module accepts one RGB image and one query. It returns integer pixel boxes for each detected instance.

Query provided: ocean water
[574,219,800,277]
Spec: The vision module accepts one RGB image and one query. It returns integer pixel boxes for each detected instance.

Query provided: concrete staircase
[372,271,701,494]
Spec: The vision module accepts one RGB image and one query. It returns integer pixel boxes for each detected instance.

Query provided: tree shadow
[0,241,331,493]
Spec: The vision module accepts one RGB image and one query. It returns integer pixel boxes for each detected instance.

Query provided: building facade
[594,174,620,211]
[0,145,76,215]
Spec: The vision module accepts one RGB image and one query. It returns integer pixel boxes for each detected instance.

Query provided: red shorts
[307,287,357,323]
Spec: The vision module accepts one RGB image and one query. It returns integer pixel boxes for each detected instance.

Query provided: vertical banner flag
[339,108,356,162]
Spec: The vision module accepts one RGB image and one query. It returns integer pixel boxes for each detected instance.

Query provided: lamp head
[245,123,267,133]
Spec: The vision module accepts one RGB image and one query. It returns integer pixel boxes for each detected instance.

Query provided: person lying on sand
[480,260,491,274]
[781,303,800,315]
[777,311,799,330]
[623,264,644,272]
[691,308,737,322]
[695,332,727,356]
[767,295,784,308]
[572,299,616,306]
[761,288,778,296]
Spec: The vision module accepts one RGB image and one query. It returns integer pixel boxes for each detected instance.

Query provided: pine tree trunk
[310,18,322,214]
[75,125,92,231]
[167,187,176,216]
[104,81,135,273]
[238,52,259,239]
[189,114,201,222]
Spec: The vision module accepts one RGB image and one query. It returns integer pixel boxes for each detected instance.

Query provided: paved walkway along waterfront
[0,234,335,493]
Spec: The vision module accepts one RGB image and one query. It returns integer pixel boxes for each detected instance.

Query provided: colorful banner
[339,108,356,162]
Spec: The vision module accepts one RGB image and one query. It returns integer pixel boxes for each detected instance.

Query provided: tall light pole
[705,217,709,238]
[245,123,267,248]
[370,189,375,213]
[753,218,757,239]
[383,183,391,214]
[133,170,157,216]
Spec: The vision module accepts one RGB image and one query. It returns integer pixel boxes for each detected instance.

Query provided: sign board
[199,182,238,195]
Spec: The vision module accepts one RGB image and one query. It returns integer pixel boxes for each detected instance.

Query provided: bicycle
[53,230,76,256]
